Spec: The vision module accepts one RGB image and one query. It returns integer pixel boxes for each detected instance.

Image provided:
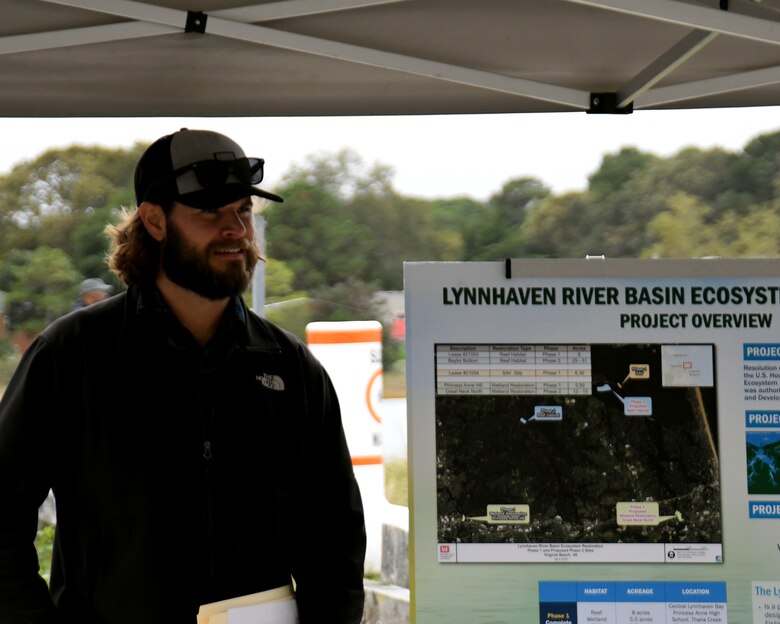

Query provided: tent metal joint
[185,10,208,34]
[587,92,634,114]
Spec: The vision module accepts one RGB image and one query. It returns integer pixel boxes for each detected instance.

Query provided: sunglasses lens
[192,161,229,188]
[191,158,264,187]
[185,158,265,189]
[246,158,264,184]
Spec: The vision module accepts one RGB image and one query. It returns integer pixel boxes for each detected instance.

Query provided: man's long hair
[105,207,160,286]
[105,205,263,287]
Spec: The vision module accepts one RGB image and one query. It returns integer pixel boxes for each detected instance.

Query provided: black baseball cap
[134,128,283,209]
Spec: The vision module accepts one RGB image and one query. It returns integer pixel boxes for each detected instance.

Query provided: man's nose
[221,209,249,236]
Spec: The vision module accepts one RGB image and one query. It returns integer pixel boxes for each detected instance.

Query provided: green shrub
[0,339,20,393]
[34,525,55,583]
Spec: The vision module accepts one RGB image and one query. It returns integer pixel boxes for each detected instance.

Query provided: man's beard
[161,220,259,300]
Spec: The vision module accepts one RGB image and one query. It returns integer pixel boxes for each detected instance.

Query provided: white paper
[227,597,298,624]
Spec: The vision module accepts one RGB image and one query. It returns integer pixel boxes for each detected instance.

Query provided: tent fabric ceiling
[0,0,779,117]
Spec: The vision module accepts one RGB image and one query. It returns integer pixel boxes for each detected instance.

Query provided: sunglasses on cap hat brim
[180,157,265,187]
[144,157,283,207]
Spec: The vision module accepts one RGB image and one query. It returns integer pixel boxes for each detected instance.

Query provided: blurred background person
[73,277,112,310]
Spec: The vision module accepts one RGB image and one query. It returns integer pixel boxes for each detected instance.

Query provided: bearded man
[0,129,367,624]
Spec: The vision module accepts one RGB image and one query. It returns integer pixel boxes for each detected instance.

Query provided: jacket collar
[119,284,282,359]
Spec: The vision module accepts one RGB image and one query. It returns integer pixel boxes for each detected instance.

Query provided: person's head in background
[76,277,112,309]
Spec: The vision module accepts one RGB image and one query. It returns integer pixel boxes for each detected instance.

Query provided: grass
[384,457,408,507]
[382,365,406,399]
[381,361,408,507]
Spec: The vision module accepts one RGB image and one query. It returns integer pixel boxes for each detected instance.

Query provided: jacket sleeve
[290,346,367,624]
[0,337,61,623]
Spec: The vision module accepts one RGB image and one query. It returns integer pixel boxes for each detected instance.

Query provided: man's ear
[138,201,167,242]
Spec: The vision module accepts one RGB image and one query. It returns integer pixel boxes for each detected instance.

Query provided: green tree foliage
[4,247,81,333]
[587,147,658,199]
[522,134,780,258]
[310,278,405,370]
[1,129,779,349]
[311,277,382,322]
[265,178,373,291]
[716,208,780,257]
[736,131,780,204]
[264,298,314,341]
[602,146,758,255]
[642,192,714,258]
[430,196,486,259]
[267,148,460,291]
[263,257,298,301]
[281,148,370,199]
[644,193,780,259]
[350,189,460,290]
[71,204,119,283]
[521,192,596,258]
[467,177,551,260]
[0,144,140,290]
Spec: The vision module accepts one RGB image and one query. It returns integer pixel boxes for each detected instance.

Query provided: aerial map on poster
[435,342,721,564]
[405,259,780,624]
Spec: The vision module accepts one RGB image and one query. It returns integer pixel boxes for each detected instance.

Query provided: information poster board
[405,259,780,624]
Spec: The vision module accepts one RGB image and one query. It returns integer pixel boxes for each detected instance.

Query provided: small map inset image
[435,343,721,562]
[746,431,780,495]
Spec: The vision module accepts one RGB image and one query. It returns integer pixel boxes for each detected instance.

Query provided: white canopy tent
[0,0,778,118]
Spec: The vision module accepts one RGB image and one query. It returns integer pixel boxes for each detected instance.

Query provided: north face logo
[256,373,285,391]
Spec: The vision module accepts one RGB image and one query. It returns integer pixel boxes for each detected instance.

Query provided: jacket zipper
[202,401,217,586]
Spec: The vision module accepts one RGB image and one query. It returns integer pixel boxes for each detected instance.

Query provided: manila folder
[197,584,298,624]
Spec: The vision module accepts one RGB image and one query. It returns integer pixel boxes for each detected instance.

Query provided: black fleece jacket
[0,285,366,624]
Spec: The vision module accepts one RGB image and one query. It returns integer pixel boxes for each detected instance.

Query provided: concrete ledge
[381,520,409,588]
[362,579,410,624]
[363,504,410,623]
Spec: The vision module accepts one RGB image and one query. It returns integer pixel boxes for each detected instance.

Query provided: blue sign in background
[749,501,780,519]
[746,410,780,428]
[744,343,780,360]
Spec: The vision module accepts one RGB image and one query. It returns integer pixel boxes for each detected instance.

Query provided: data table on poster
[539,581,727,624]
[436,344,592,396]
